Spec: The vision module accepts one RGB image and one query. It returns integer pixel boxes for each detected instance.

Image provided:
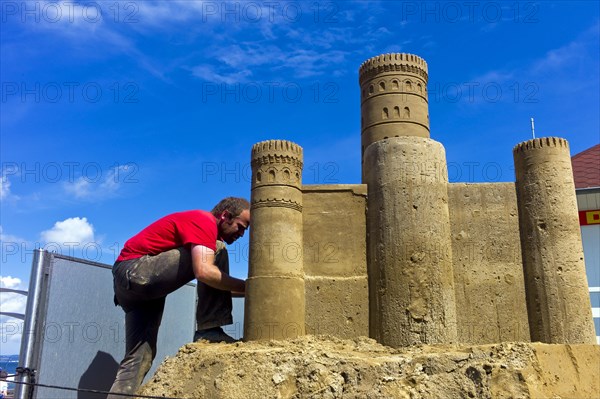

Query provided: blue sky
[1,0,599,354]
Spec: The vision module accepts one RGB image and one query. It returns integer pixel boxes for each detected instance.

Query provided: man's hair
[211,197,250,218]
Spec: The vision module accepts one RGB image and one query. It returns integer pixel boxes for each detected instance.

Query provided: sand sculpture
[243,53,596,346]
[139,53,598,399]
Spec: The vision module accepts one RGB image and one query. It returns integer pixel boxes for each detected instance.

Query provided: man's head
[212,197,250,244]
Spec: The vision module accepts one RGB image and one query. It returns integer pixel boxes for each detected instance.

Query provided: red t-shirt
[117,210,218,262]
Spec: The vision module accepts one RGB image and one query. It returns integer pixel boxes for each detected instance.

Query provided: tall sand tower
[244,140,306,340]
[360,53,430,162]
[514,137,596,344]
[360,53,458,347]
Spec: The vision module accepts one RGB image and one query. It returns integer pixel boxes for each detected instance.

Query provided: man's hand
[191,244,245,293]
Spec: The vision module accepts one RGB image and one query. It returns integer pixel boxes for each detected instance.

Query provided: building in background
[572,144,600,343]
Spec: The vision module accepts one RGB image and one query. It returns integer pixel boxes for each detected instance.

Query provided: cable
[9,379,192,399]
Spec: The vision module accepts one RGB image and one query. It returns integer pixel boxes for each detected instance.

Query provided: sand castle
[138,53,598,399]
[242,53,596,347]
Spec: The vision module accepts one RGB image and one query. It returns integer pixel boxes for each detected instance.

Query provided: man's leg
[109,247,192,396]
[195,241,235,342]
[107,297,165,398]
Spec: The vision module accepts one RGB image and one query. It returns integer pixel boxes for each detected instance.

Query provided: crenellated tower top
[513,137,572,175]
[513,137,570,154]
[250,139,303,191]
[251,139,303,169]
[359,53,428,86]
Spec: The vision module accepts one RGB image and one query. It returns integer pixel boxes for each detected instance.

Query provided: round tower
[513,137,596,344]
[244,140,306,341]
[360,53,457,347]
[359,53,430,163]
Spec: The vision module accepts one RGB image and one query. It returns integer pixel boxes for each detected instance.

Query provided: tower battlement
[359,53,428,85]
[251,139,303,168]
[513,137,569,154]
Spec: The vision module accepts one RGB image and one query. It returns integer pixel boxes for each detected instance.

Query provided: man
[108,197,250,398]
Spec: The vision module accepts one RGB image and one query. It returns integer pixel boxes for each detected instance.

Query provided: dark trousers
[196,241,233,330]
[107,243,232,398]
[107,247,194,398]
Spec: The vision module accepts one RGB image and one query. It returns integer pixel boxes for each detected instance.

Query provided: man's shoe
[194,327,237,343]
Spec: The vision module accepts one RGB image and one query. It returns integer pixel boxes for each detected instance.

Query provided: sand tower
[514,137,596,344]
[360,53,430,162]
[360,53,458,347]
[244,140,306,340]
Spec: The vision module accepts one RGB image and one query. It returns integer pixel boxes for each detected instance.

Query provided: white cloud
[132,0,212,27]
[182,5,391,83]
[30,1,105,36]
[0,277,27,315]
[470,70,516,86]
[285,49,347,78]
[514,22,596,78]
[191,43,350,83]
[63,165,132,200]
[0,176,10,200]
[0,172,20,202]
[0,226,26,244]
[530,39,589,75]
[14,1,370,83]
[40,217,95,245]
[64,177,91,199]
[18,1,166,79]
[191,64,253,84]
[190,43,286,84]
[458,21,598,109]
[0,276,27,355]
[0,276,22,290]
[218,44,281,68]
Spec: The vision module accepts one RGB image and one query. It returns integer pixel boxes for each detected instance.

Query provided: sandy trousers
[196,241,233,330]
[107,242,231,398]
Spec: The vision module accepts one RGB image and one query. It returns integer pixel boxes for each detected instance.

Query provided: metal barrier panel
[17,251,196,399]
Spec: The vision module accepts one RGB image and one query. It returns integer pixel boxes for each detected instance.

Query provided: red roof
[572,144,600,189]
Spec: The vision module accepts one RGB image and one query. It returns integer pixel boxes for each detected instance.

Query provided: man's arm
[191,244,245,293]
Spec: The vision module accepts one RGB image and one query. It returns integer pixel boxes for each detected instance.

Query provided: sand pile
[138,335,599,399]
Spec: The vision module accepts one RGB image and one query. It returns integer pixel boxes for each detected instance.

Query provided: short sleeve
[175,211,217,251]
